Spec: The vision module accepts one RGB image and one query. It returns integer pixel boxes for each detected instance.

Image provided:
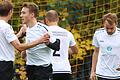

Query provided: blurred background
[2,0,120,80]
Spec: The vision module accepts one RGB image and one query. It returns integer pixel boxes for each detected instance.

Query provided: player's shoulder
[61,27,73,36]
[116,28,120,35]
[0,21,11,30]
[96,28,104,31]
[58,27,70,32]
[95,28,105,35]
[95,28,105,34]
[37,22,49,31]
[37,22,48,28]
[63,29,74,37]
[117,27,120,32]
[54,26,69,33]
[55,26,72,37]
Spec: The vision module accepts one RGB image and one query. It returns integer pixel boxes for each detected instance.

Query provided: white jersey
[92,28,120,79]
[26,22,55,66]
[0,20,17,61]
[49,26,76,74]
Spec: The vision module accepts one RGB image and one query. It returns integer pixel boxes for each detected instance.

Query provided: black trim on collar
[37,23,48,32]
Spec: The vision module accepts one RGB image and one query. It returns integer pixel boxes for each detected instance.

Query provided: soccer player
[0,1,50,80]
[90,13,120,80]
[20,2,60,80]
[44,10,78,80]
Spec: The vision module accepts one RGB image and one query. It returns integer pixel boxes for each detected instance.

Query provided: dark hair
[45,10,59,22]
[22,2,39,18]
[0,1,13,16]
[102,13,118,25]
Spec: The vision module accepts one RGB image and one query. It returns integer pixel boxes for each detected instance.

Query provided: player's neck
[0,16,9,23]
[28,18,37,28]
[47,22,58,26]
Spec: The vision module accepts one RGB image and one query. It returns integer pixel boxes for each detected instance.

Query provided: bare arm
[11,33,50,52]
[90,47,99,80]
[16,24,27,38]
[16,30,26,39]
[69,45,78,54]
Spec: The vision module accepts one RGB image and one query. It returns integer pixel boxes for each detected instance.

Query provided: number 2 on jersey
[53,50,60,56]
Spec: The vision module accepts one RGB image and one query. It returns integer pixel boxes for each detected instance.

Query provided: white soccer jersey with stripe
[26,22,55,66]
[92,28,120,79]
[0,20,17,61]
[49,26,76,74]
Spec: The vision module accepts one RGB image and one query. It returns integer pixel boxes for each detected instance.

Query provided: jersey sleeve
[69,32,76,46]
[3,25,17,43]
[92,31,99,47]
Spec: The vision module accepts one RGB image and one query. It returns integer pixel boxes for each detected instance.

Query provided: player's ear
[44,18,49,24]
[31,12,35,18]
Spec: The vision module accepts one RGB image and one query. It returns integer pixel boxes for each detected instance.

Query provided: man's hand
[116,64,120,71]
[38,33,50,44]
[90,71,96,80]
[116,68,120,71]
[21,51,26,60]
[17,24,27,38]
[20,24,27,33]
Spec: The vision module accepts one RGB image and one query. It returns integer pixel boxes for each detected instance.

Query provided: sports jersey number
[53,50,60,56]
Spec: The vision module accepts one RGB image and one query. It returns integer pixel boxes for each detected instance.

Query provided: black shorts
[0,61,14,80]
[52,73,72,80]
[98,77,120,80]
[26,64,52,80]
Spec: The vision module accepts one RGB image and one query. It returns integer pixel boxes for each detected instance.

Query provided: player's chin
[21,21,26,24]
[107,32,114,35]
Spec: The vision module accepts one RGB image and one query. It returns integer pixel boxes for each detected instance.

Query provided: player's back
[49,25,73,73]
[49,26,71,59]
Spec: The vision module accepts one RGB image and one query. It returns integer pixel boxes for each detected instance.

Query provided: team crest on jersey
[106,46,112,55]
[107,46,112,51]
[107,46,112,52]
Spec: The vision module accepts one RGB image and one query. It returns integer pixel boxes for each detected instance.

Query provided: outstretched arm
[11,33,50,52]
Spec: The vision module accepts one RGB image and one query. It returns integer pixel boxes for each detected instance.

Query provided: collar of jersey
[0,20,6,23]
[28,22,39,29]
[104,27,118,36]
[49,25,59,27]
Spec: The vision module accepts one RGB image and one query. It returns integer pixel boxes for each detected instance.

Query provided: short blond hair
[45,10,59,22]
[102,13,118,25]
[22,2,39,17]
